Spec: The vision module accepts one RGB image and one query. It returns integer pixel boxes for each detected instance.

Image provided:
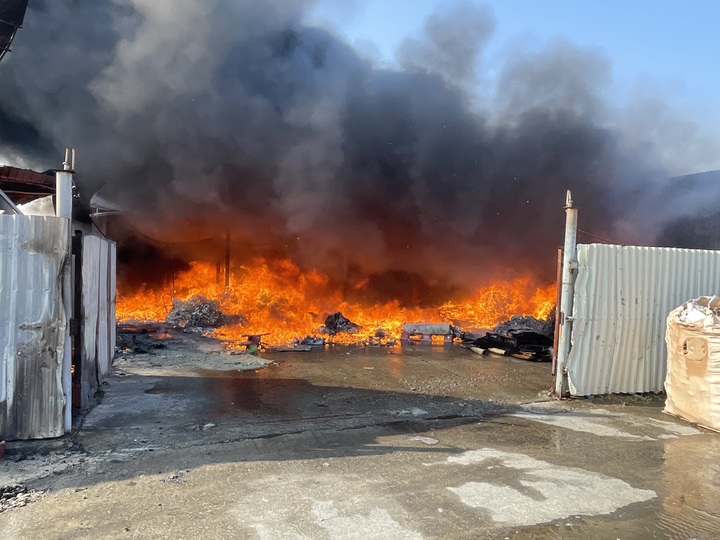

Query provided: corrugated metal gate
[1,213,117,439]
[565,243,720,396]
[0,214,69,439]
[79,235,116,407]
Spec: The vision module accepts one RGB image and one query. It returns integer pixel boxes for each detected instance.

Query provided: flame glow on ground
[117,260,556,345]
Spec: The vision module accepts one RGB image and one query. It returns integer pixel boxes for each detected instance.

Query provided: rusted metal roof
[0,165,55,187]
[0,165,56,204]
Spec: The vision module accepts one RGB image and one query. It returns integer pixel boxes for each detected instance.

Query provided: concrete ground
[1,324,719,539]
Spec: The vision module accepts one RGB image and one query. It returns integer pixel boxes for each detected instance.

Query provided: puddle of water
[657,434,720,538]
[197,371,318,415]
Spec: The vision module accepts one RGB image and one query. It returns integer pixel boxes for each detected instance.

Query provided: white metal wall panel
[81,236,100,406]
[567,243,720,396]
[108,241,117,370]
[96,239,110,378]
[80,235,117,406]
[0,214,69,439]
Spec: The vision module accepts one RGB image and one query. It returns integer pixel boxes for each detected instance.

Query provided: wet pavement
[1,326,719,539]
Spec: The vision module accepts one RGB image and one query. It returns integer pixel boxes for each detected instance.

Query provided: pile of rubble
[493,314,555,337]
[0,484,44,513]
[165,296,243,333]
[463,313,555,361]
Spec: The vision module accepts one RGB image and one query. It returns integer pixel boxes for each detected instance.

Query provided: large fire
[117,258,556,346]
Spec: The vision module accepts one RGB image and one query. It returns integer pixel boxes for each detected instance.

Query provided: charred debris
[463,315,555,361]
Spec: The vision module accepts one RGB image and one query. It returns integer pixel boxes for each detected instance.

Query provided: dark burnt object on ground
[322,312,360,335]
[465,314,555,361]
[493,314,555,337]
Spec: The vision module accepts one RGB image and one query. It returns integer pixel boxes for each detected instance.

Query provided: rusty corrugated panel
[0,214,68,440]
[0,166,56,205]
[0,166,55,187]
[566,243,720,396]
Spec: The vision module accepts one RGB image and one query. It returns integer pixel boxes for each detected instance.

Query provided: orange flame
[117,259,556,345]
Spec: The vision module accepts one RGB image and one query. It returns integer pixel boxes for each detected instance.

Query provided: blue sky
[308,0,719,144]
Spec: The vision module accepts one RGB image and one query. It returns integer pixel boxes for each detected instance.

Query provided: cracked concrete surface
[1,325,719,539]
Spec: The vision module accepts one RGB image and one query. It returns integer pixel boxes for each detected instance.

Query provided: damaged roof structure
[0,0,28,63]
[0,165,55,203]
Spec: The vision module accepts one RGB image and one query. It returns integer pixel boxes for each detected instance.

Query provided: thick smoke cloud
[0,0,710,299]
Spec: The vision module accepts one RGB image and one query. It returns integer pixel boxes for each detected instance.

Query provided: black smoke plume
[0,0,713,301]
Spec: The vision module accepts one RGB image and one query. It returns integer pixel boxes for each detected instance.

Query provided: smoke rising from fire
[0,0,714,298]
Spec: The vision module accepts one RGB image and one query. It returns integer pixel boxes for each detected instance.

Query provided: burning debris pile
[116,260,557,347]
[165,296,243,333]
[278,314,398,351]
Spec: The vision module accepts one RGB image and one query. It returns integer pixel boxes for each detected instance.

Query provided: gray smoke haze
[0,0,713,299]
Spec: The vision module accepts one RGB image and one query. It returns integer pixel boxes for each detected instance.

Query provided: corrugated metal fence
[1,213,116,439]
[0,214,68,439]
[80,235,116,407]
[566,243,720,396]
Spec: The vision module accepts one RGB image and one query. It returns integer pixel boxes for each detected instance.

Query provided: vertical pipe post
[551,246,563,377]
[224,227,231,289]
[554,190,578,397]
[56,150,73,219]
[168,243,175,302]
[56,149,74,432]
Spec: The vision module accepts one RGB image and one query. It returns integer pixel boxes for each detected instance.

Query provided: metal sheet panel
[567,243,720,396]
[80,235,117,405]
[0,214,68,439]
[81,236,101,406]
[96,239,110,378]
[108,241,116,369]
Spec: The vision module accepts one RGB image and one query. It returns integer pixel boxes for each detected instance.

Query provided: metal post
[551,246,563,376]
[225,227,231,289]
[554,190,578,397]
[56,149,74,431]
[169,243,175,301]
[56,149,73,220]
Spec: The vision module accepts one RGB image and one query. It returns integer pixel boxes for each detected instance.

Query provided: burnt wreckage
[463,315,555,361]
